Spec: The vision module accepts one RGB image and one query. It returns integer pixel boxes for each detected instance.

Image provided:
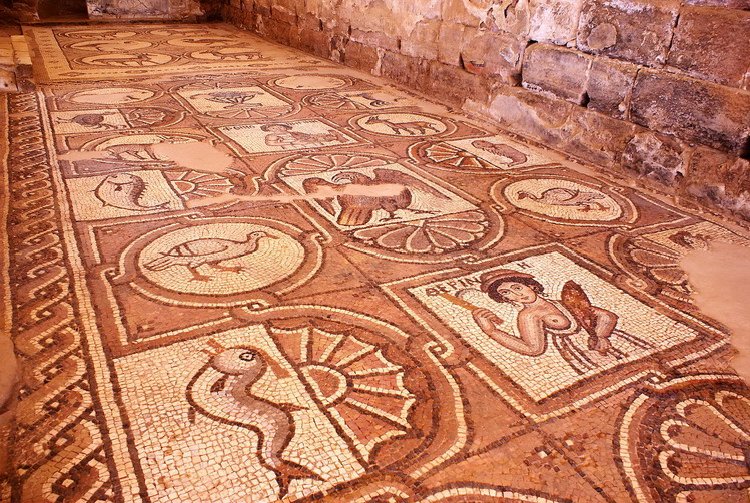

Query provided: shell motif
[423,141,495,170]
[308,92,367,110]
[658,392,750,487]
[280,154,392,178]
[164,170,234,200]
[270,326,416,463]
[624,383,750,503]
[354,210,489,254]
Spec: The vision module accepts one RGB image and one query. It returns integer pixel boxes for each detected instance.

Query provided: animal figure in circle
[143,230,276,282]
[94,172,169,211]
[92,53,162,67]
[517,187,608,212]
[192,91,263,108]
[364,115,441,135]
[56,112,122,130]
[187,343,321,498]
[302,168,451,226]
[471,140,528,167]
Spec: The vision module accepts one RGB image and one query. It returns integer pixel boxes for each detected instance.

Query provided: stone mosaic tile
[3,22,750,503]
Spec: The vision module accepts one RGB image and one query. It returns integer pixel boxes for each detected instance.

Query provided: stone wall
[223,0,750,220]
[87,0,202,19]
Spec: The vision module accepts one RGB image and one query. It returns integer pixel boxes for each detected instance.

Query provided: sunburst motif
[354,210,489,253]
[424,141,493,170]
[308,92,366,110]
[280,154,392,177]
[164,170,234,200]
[271,326,415,462]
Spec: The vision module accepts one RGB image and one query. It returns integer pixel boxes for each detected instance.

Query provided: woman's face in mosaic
[495,281,538,304]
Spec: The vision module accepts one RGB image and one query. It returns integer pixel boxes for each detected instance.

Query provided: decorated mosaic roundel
[356,113,448,137]
[503,178,623,221]
[79,53,174,67]
[67,87,156,105]
[137,223,305,296]
[69,40,154,52]
[274,75,348,90]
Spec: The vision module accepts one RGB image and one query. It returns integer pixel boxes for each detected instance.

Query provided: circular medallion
[79,53,174,67]
[137,223,305,296]
[274,75,348,90]
[69,40,153,52]
[67,87,156,105]
[356,113,448,137]
[503,178,623,221]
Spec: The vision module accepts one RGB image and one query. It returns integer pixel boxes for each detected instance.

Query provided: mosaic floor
[2,22,750,503]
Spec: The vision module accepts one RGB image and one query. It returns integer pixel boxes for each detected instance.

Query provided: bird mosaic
[187,342,322,498]
[516,187,609,212]
[143,230,276,281]
[302,168,451,226]
[186,328,416,497]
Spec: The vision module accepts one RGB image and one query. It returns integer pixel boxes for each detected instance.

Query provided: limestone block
[344,41,380,72]
[685,147,750,220]
[522,43,591,104]
[682,0,750,8]
[667,7,750,89]
[631,70,750,154]
[437,22,466,66]
[487,85,574,144]
[577,0,679,65]
[461,29,525,82]
[380,50,431,91]
[560,105,643,166]
[486,0,530,37]
[402,19,441,60]
[528,0,585,45]
[622,131,687,184]
[428,59,494,107]
[586,56,638,119]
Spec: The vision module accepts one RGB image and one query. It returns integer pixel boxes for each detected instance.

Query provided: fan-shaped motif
[659,394,750,486]
[165,170,234,200]
[308,92,366,110]
[354,210,489,253]
[623,381,750,503]
[271,326,415,462]
[423,141,494,170]
[279,154,393,177]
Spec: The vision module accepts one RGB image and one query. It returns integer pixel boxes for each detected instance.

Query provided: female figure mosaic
[468,270,652,374]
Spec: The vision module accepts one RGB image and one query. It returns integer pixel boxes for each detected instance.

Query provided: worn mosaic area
[2,23,750,503]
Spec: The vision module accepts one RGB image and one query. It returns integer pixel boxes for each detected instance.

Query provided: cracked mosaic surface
[2,22,750,503]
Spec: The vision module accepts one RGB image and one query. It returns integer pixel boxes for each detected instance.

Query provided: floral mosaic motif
[353,211,490,254]
[175,84,297,119]
[620,377,750,502]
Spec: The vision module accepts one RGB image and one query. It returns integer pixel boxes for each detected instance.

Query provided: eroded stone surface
[667,6,750,89]
[577,0,679,65]
[631,70,750,154]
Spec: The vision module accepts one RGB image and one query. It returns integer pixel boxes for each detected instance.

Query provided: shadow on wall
[37,0,89,18]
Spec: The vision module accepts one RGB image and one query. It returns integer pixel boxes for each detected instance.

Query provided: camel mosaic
[2,22,749,503]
